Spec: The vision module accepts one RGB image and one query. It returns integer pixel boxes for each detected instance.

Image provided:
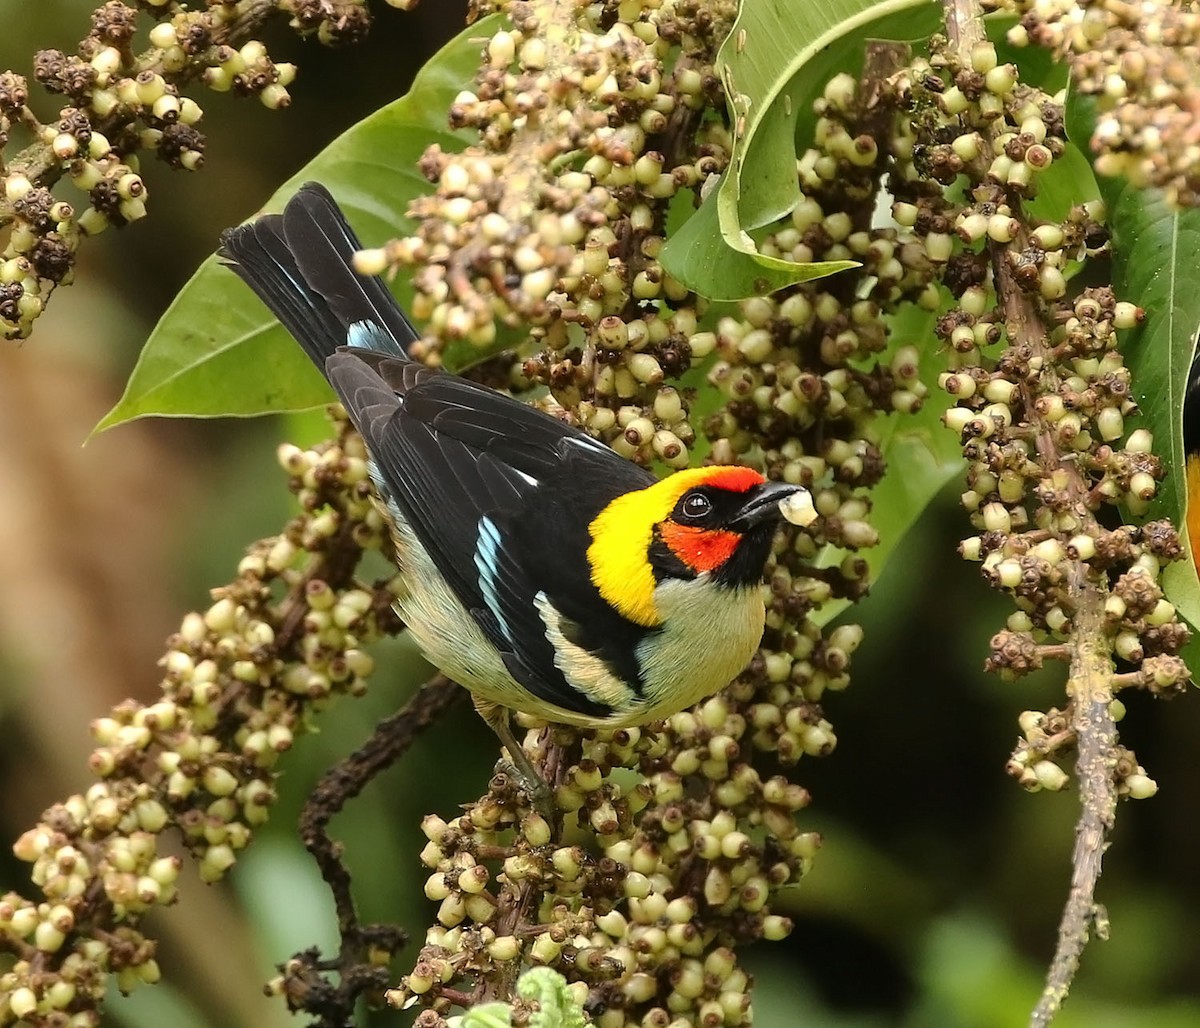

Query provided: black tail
[218,182,418,369]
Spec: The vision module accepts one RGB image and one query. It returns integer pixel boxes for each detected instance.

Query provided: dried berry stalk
[925,0,1191,1022]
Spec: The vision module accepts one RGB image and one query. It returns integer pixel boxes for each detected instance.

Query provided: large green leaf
[95,16,499,431]
[812,307,963,628]
[662,0,941,301]
[1066,93,1200,661]
[1109,191,1200,524]
[1112,190,1200,654]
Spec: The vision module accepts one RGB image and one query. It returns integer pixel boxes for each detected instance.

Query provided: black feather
[1185,346,1200,456]
[221,183,659,719]
[280,185,419,353]
[218,182,417,367]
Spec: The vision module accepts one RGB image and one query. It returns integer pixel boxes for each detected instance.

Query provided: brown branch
[996,236,1120,1026]
[939,0,1122,1022]
[1030,583,1117,1027]
[280,674,464,1025]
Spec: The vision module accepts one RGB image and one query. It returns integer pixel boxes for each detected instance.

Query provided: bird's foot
[475,701,559,825]
[493,752,557,824]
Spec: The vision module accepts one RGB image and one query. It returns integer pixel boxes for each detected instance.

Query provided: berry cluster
[987,0,1200,206]
[876,32,1191,799]
[0,413,397,1023]
[701,68,950,627]
[389,695,817,1028]
[0,0,377,339]
[358,0,737,472]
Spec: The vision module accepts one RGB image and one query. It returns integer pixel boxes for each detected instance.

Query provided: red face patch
[659,521,741,574]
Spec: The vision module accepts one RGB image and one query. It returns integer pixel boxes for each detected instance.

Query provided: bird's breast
[630,576,766,724]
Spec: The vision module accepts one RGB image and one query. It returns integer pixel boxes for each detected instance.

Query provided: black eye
[681,491,712,520]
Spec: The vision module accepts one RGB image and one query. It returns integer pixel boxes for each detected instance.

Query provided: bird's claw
[493,754,557,824]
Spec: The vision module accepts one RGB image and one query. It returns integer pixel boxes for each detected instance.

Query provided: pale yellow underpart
[535,594,636,713]
[387,514,766,729]
[388,517,524,709]
[622,576,765,724]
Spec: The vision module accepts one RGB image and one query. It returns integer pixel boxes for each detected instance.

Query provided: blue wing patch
[347,319,396,351]
[474,516,513,644]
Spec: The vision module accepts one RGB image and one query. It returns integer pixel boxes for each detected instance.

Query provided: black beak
[728,481,804,531]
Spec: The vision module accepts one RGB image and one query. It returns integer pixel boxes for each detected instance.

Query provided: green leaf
[1111,189,1200,656]
[812,306,963,627]
[95,16,501,432]
[1023,140,1099,224]
[1066,93,1200,665]
[662,0,941,300]
[1108,191,1200,524]
[715,0,936,245]
[662,197,857,300]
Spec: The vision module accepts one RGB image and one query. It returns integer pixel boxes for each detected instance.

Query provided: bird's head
[588,466,808,627]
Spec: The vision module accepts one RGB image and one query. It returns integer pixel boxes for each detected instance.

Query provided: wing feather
[324,349,655,715]
[226,183,661,720]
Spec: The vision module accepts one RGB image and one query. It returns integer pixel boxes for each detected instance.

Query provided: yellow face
[387,464,780,727]
[586,466,765,627]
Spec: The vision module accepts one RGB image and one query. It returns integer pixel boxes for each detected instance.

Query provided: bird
[219,182,814,805]
[1186,349,1200,566]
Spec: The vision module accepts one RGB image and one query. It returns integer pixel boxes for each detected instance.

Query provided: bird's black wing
[327,352,656,718]
[223,183,658,718]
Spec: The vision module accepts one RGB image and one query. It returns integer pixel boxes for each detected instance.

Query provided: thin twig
[937,0,1122,1022]
[1030,585,1117,1027]
[282,674,463,1026]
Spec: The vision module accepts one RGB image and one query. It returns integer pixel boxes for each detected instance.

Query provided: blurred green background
[2,4,1200,1026]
